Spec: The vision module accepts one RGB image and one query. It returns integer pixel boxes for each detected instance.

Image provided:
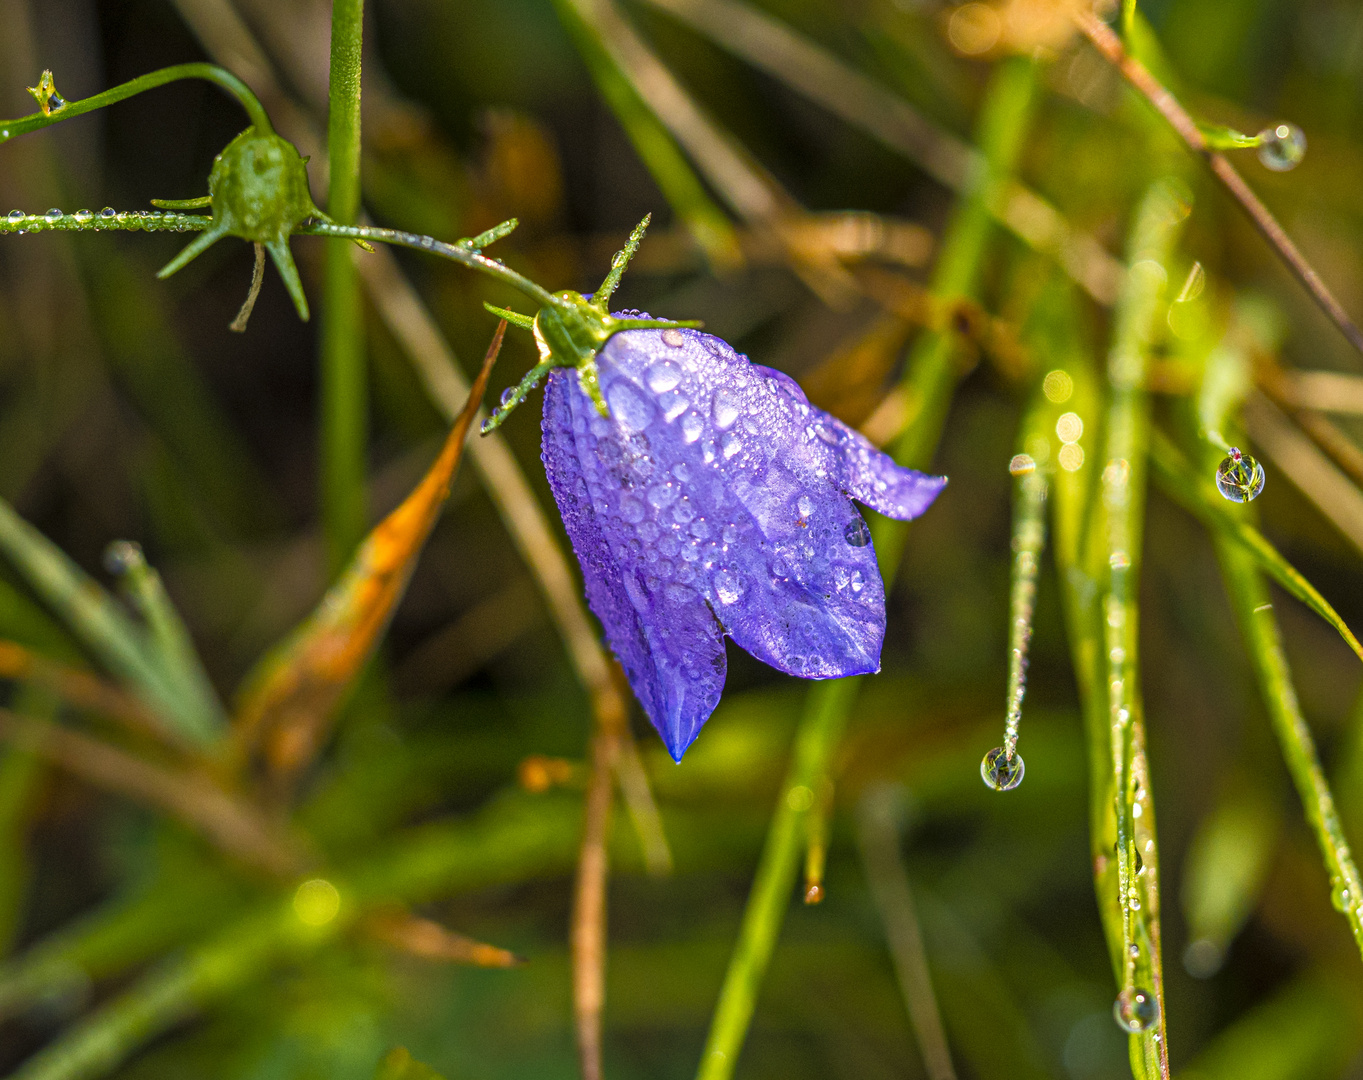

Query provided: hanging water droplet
[1257,122,1306,171]
[1331,879,1353,913]
[1215,447,1265,502]
[1113,987,1159,1033]
[1043,369,1073,403]
[1008,453,1035,476]
[844,517,872,547]
[44,208,62,223]
[46,91,67,112]
[500,387,515,406]
[980,747,1024,791]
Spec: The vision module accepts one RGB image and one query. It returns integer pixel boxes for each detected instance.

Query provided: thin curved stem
[0,63,272,143]
[298,221,559,309]
[1075,10,1363,361]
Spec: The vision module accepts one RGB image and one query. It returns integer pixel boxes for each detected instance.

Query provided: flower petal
[542,371,725,760]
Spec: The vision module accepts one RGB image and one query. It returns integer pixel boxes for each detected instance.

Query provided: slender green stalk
[0,210,209,233]
[694,57,1038,1080]
[1097,181,1187,1078]
[551,0,742,271]
[695,677,858,1080]
[320,0,368,574]
[0,64,271,143]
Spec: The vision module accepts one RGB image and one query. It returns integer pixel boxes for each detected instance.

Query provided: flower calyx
[480,215,701,433]
[153,127,327,321]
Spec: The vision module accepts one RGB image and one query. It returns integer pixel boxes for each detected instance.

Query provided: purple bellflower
[540,321,946,761]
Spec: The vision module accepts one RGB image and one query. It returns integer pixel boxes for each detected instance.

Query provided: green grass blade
[551,0,743,272]
[105,544,225,742]
[695,55,1039,1080]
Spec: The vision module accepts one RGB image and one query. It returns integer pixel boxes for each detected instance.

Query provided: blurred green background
[2,0,1363,1078]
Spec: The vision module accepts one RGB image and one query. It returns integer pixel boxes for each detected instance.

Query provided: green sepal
[484,303,535,330]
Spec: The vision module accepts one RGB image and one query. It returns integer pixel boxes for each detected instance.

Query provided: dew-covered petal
[541,321,946,760]
[542,370,725,760]
[709,461,886,678]
[753,364,947,520]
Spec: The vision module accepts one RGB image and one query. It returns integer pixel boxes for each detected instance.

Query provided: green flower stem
[320,0,368,574]
[299,222,559,317]
[694,57,1038,1080]
[552,0,743,272]
[8,792,583,1080]
[1097,181,1186,1078]
[0,64,272,144]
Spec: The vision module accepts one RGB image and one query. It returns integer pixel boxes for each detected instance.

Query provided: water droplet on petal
[1215,447,1265,502]
[619,496,646,524]
[661,328,685,348]
[647,360,682,392]
[671,462,690,482]
[605,379,656,433]
[713,389,741,430]
[796,495,814,518]
[680,411,704,443]
[659,390,689,421]
[713,568,744,604]
[844,518,872,547]
[1257,122,1306,171]
[980,747,1024,791]
[673,497,696,523]
[722,522,739,544]
[1113,987,1159,1033]
[850,570,864,592]
[647,482,679,509]
[721,431,742,458]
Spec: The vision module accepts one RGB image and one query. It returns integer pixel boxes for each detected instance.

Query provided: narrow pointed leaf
[1149,428,1363,663]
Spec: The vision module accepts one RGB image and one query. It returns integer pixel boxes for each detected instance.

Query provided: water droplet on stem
[981,747,1024,791]
[1113,987,1159,1033]
[1215,447,1265,502]
[1257,122,1306,171]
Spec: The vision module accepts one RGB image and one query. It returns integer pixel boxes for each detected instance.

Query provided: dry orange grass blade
[231,323,505,778]
[0,639,177,745]
[366,908,523,967]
